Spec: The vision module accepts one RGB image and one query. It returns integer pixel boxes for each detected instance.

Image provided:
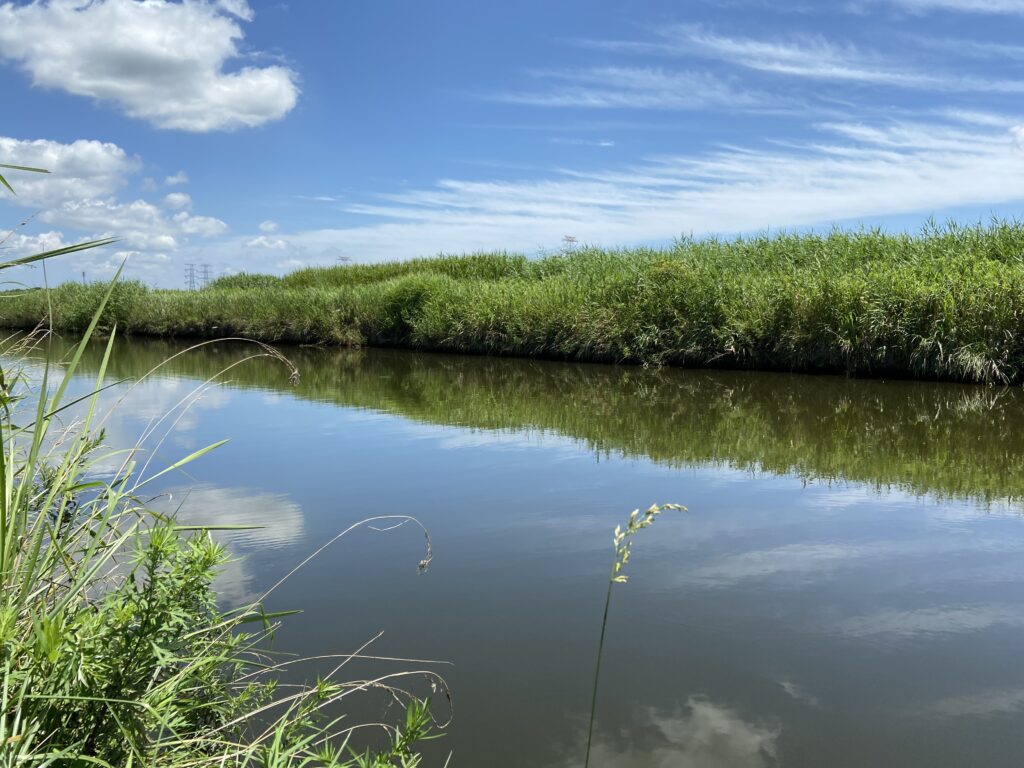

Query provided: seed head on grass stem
[611,503,684,584]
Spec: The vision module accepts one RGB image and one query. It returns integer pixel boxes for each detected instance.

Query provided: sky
[1,0,1024,287]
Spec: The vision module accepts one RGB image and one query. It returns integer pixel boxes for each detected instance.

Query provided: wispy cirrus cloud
[7,113,1024,284]
[910,35,1024,61]
[497,66,778,111]
[575,25,1024,93]
[237,113,1024,269]
[879,0,1024,13]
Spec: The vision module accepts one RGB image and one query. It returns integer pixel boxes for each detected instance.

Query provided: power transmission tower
[199,264,212,289]
[337,254,351,266]
[185,263,197,291]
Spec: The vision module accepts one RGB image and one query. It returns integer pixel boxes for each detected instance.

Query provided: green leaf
[0,163,49,173]
[0,164,49,196]
[136,439,230,488]
[0,237,118,271]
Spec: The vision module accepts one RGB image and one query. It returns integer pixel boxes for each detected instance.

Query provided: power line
[185,264,197,291]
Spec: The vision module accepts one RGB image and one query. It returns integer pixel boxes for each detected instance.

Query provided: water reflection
[834,604,1024,640]
[167,484,306,605]
[52,335,1024,506]
[573,700,779,768]
[25,335,1024,766]
[925,688,1024,719]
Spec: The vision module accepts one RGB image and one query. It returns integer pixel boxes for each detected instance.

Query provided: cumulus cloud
[163,192,192,210]
[0,136,137,206]
[259,220,279,233]
[0,135,230,282]
[0,0,299,132]
[175,212,228,237]
[0,230,67,257]
[164,171,188,186]
[245,235,288,250]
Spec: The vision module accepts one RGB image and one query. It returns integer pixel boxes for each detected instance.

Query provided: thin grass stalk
[584,504,683,768]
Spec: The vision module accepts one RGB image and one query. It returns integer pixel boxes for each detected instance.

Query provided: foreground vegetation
[0,334,444,767]
[0,167,443,766]
[6,221,1024,382]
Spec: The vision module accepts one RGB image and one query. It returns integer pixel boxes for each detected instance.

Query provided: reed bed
[5,221,1024,383]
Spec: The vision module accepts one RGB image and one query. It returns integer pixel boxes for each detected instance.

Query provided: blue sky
[1,0,1024,287]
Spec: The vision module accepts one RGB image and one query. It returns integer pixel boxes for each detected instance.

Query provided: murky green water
[52,338,1024,766]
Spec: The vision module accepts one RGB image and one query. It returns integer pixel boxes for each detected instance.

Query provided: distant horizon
[2,0,1024,287]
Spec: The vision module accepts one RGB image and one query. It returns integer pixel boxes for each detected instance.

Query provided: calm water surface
[53,338,1024,766]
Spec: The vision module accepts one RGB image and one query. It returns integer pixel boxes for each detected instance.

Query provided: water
[49,338,1024,766]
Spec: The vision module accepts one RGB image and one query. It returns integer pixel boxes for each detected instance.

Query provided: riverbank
[6,222,1024,383]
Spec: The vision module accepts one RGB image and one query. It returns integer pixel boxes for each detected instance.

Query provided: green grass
[6,221,1024,382]
[0,327,446,766]
[0,167,446,767]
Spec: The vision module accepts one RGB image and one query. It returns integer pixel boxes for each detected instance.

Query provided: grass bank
[7,222,1024,382]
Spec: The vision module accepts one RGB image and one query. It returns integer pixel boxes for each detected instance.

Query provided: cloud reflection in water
[574,698,779,768]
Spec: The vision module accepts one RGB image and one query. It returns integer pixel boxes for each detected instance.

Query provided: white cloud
[500,67,776,111]
[574,26,1024,93]
[163,192,192,210]
[0,136,137,206]
[174,212,228,237]
[549,138,617,147]
[164,171,189,186]
[259,219,279,233]
[0,135,231,279]
[885,0,1024,12]
[8,114,1024,286]
[258,117,1024,268]
[214,0,254,20]
[246,235,289,250]
[0,230,67,258]
[0,0,298,132]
